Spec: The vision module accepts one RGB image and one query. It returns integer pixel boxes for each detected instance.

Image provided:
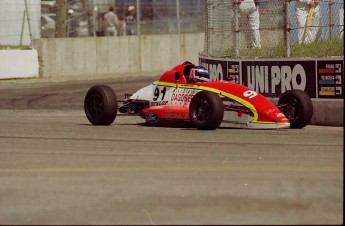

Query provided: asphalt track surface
[0,74,343,225]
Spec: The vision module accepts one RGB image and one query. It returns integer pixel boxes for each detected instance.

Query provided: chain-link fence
[42,0,205,38]
[0,0,205,46]
[1,0,343,58]
[203,0,344,58]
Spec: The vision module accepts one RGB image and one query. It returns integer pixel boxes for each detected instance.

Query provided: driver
[188,66,210,82]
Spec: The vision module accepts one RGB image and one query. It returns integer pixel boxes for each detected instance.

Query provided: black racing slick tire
[278,89,313,129]
[84,85,118,125]
[189,91,224,130]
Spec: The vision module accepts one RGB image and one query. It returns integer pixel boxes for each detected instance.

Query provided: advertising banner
[317,60,344,99]
[241,60,317,98]
[199,58,228,82]
[199,56,344,99]
[226,61,241,84]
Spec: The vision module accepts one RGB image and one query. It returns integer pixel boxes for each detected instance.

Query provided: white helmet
[189,66,210,82]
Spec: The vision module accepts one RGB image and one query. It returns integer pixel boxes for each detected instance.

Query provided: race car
[84,61,313,130]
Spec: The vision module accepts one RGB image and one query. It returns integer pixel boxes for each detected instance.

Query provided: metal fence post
[285,0,290,57]
[176,0,180,34]
[24,0,33,47]
[137,0,141,35]
[93,0,97,38]
[204,0,209,55]
[20,10,26,45]
[234,0,239,58]
[329,0,334,40]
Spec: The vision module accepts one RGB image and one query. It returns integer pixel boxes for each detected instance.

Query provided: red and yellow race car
[84,62,313,130]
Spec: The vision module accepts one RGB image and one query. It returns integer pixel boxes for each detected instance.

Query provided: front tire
[84,85,118,125]
[189,91,224,130]
[278,89,313,128]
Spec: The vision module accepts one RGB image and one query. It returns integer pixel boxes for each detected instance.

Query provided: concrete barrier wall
[310,100,344,126]
[36,33,205,78]
[270,99,343,127]
[0,50,39,79]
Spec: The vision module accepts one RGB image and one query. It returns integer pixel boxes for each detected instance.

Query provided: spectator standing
[104,6,120,36]
[67,9,78,37]
[117,15,127,36]
[124,5,137,35]
[88,10,97,36]
[238,0,261,49]
[295,0,320,44]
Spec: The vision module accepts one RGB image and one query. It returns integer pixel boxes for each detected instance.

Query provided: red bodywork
[141,63,289,127]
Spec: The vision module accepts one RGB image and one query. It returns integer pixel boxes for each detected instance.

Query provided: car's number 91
[153,87,167,101]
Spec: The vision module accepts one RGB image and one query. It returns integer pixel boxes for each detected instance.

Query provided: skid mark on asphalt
[0,135,341,147]
[0,167,342,174]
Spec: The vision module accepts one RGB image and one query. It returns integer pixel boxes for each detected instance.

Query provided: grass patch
[290,39,344,57]
[0,45,32,50]
[206,39,344,58]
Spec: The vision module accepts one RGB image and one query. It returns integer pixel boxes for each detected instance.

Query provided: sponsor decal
[200,59,227,81]
[245,64,307,94]
[170,89,197,103]
[319,64,335,73]
[227,62,240,84]
[200,57,343,99]
[321,75,334,80]
[265,108,276,115]
[319,86,335,96]
[277,113,286,118]
[200,59,240,83]
[319,69,334,73]
[205,63,223,81]
[319,75,335,85]
[241,61,316,98]
[317,60,344,98]
[165,112,189,119]
[171,93,194,102]
[147,112,159,123]
[150,101,168,107]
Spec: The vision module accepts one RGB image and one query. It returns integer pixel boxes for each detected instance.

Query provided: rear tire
[278,89,313,128]
[84,85,118,125]
[189,91,224,130]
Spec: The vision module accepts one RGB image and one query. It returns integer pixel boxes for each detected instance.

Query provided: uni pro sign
[241,60,317,98]
[199,58,241,84]
[199,58,228,81]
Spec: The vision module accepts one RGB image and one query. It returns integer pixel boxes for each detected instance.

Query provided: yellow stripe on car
[153,81,259,122]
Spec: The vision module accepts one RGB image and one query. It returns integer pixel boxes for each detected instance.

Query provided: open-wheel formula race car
[84,62,313,130]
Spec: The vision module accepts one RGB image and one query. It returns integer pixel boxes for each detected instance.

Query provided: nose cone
[269,110,290,128]
[275,112,289,123]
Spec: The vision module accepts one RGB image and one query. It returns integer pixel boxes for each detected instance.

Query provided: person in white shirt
[104,6,120,36]
[295,0,320,44]
[124,5,137,35]
[238,0,261,49]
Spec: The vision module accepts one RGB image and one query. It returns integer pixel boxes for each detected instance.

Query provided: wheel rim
[87,93,103,119]
[282,97,299,121]
[193,98,211,123]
